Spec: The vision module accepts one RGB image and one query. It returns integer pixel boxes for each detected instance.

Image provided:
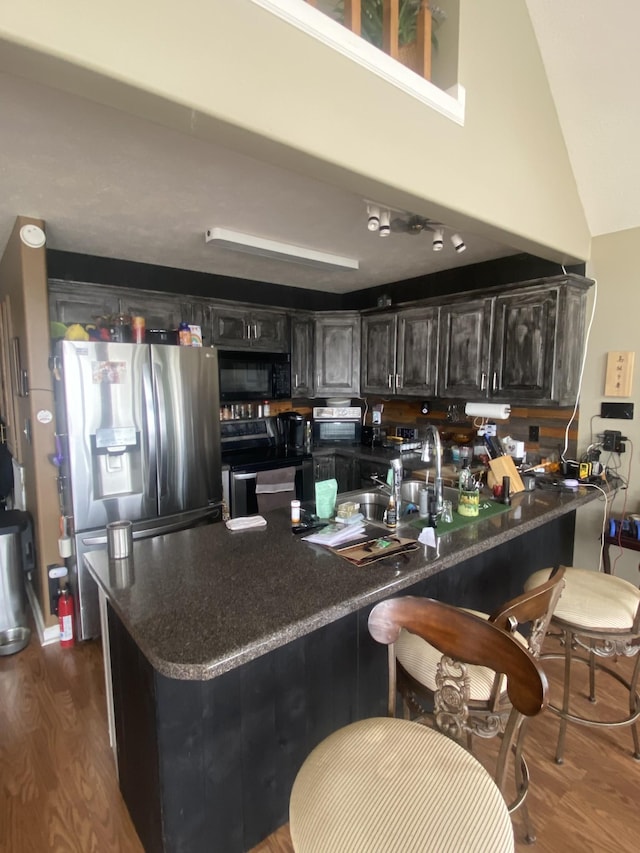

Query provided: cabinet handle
[480,372,487,391]
[244,322,250,340]
[253,323,258,339]
[396,373,402,389]
[295,373,299,387]
[388,374,393,388]
[492,371,498,391]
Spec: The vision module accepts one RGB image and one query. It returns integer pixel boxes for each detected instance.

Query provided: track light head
[379,209,391,237]
[432,228,444,251]
[367,204,380,232]
[451,233,466,253]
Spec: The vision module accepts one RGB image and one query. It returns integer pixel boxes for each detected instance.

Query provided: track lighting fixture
[367,204,380,232]
[450,233,466,253]
[363,201,466,254]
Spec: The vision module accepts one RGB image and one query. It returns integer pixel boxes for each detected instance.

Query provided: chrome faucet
[370,459,403,507]
[390,457,403,508]
[421,424,444,515]
[370,473,392,493]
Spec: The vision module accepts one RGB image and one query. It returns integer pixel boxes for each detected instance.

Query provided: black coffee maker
[277,411,305,449]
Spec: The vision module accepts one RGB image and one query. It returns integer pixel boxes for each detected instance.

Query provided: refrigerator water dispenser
[91,427,142,499]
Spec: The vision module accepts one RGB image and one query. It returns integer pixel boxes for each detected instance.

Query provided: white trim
[249,0,465,126]
[26,579,60,645]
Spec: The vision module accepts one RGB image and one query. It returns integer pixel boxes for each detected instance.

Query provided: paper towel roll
[464,402,511,420]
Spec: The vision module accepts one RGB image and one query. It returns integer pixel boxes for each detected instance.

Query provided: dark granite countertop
[85,485,601,682]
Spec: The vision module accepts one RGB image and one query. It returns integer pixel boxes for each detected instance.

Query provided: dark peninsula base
[107,513,574,853]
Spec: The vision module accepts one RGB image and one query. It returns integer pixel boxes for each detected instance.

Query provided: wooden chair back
[368,596,548,719]
[489,566,566,657]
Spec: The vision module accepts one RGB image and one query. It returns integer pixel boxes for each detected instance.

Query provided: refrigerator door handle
[142,361,158,499]
[81,509,220,546]
[153,364,168,499]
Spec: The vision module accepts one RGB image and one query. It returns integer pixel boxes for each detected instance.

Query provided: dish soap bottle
[384,493,397,529]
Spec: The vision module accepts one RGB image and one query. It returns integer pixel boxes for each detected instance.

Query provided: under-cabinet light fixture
[205,227,359,271]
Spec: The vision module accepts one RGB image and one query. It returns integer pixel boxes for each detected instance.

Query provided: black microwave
[218,350,291,402]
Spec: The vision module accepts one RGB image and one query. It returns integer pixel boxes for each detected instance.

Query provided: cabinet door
[291,314,315,397]
[48,281,120,326]
[438,299,492,399]
[315,314,361,397]
[361,314,397,395]
[121,293,190,332]
[252,310,289,352]
[396,307,438,396]
[313,454,335,482]
[334,454,358,493]
[212,305,251,347]
[491,289,557,401]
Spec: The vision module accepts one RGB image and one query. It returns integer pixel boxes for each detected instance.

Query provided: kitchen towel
[255,467,296,513]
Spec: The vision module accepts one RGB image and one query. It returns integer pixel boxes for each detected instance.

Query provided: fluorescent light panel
[205,227,359,271]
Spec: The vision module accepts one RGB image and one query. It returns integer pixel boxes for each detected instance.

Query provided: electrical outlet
[603,429,623,451]
[601,401,634,419]
[529,425,540,442]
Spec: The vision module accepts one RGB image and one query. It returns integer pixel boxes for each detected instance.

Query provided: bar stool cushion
[526,567,640,631]
[289,716,514,853]
[395,609,528,700]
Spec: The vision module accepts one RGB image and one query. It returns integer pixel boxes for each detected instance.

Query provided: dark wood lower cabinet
[108,513,575,853]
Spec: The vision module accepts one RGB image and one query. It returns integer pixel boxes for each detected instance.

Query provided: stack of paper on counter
[303,521,367,547]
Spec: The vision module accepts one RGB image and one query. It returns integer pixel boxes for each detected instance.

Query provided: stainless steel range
[220,418,313,517]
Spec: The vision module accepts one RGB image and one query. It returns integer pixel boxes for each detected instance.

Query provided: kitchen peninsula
[86,484,602,853]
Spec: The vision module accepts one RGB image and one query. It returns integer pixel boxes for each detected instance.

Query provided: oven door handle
[232,472,258,480]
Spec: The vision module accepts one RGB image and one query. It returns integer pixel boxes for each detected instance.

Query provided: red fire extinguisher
[58,587,75,648]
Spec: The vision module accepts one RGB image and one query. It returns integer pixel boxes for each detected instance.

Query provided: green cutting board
[410,499,512,535]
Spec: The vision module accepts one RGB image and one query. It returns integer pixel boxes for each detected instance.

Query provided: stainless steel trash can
[0,510,33,655]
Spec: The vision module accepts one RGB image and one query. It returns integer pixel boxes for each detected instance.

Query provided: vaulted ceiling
[1,1,636,293]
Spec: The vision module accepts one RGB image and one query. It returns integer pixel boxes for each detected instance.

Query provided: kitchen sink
[337,481,459,526]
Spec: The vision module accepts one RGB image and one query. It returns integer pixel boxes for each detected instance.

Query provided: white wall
[0,0,590,265]
[574,227,640,583]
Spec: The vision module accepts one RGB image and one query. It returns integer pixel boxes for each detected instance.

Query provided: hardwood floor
[2,626,639,852]
[0,618,143,853]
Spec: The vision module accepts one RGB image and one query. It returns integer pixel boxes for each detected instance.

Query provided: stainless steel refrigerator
[54,340,223,639]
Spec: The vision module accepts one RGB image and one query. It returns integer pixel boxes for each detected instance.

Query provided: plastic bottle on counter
[263,400,271,417]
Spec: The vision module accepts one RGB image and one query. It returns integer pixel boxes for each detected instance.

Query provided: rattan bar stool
[289,598,547,853]
[525,566,640,763]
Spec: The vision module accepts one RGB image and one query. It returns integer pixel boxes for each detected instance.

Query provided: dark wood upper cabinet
[48,274,592,407]
[396,307,439,396]
[438,298,493,399]
[361,313,397,395]
[361,306,438,397]
[211,305,289,351]
[314,313,361,397]
[290,314,315,397]
[491,288,557,401]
